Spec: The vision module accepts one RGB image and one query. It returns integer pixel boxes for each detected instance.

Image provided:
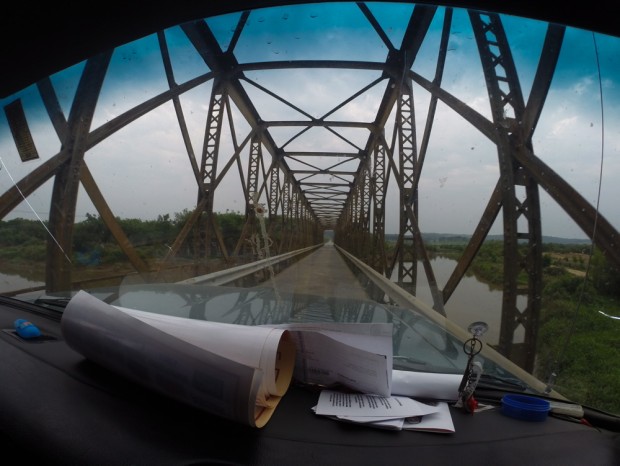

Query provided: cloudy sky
[1,2,619,240]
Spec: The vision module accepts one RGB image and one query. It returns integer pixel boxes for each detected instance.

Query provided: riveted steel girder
[469,11,542,370]
[46,53,112,293]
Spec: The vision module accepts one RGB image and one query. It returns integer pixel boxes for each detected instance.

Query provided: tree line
[0,211,248,265]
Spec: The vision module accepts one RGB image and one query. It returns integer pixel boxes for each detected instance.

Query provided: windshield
[0,2,618,416]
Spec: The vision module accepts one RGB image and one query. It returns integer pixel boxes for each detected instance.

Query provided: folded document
[313,390,455,433]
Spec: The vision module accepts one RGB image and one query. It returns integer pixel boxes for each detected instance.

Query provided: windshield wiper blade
[33,297,71,310]
[477,373,529,392]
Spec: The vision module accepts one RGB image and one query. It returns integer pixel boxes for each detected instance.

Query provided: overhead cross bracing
[1,2,619,374]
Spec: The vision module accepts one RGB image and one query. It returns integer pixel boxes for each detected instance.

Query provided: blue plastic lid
[501,394,550,422]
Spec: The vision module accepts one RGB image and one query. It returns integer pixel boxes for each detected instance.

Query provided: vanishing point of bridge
[1,4,618,374]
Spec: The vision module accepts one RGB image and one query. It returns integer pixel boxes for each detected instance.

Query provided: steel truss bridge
[1,4,618,373]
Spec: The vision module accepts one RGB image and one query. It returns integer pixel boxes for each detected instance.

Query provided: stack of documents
[63,292,458,431]
[313,390,455,432]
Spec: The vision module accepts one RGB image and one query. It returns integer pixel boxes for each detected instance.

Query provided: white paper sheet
[115,306,294,406]
[313,392,454,433]
[314,390,440,418]
[402,401,455,433]
[391,369,462,401]
[62,291,296,427]
[267,322,393,396]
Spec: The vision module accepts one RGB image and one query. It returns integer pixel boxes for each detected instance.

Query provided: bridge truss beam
[1,3,618,375]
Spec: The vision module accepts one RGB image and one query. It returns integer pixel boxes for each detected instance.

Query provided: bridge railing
[176,244,322,287]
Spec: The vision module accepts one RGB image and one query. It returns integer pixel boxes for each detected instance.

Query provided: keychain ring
[463,337,483,356]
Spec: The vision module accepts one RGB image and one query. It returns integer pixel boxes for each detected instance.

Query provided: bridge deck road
[267,242,370,301]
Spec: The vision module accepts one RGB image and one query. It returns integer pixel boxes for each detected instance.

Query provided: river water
[0,272,43,293]
[391,257,527,346]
